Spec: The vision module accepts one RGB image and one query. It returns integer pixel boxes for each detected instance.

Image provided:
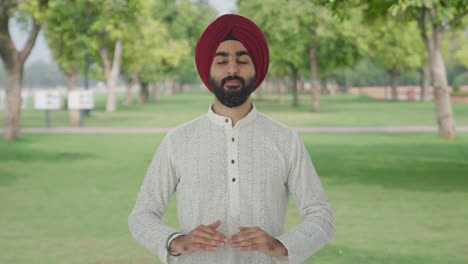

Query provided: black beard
[209,75,256,108]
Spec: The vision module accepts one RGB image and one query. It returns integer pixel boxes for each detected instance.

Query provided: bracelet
[166,232,182,256]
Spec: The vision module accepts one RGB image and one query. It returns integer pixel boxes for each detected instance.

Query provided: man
[128,14,334,264]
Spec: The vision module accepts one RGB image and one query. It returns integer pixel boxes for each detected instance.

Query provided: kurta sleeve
[276,132,335,264]
[128,134,179,263]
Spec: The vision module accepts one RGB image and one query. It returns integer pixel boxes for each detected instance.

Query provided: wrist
[167,233,183,256]
[169,234,185,253]
[274,239,288,256]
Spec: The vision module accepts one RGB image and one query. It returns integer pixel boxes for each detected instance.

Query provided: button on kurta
[226,129,240,223]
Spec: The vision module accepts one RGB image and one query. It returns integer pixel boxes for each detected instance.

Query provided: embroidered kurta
[128,105,335,264]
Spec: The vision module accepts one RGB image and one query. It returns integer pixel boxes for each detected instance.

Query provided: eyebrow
[214,51,250,57]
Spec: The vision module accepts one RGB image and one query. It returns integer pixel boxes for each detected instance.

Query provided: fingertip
[207,219,222,228]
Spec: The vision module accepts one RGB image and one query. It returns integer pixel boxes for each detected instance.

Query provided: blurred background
[0,0,467,263]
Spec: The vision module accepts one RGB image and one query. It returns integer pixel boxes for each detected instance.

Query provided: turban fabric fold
[195,14,270,92]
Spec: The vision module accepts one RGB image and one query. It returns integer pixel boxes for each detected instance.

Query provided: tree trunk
[389,70,400,101]
[418,8,456,138]
[106,78,117,112]
[342,69,351,94]
[182,83,191,92]
[329,79,337,96]
[419,63,430,101]
[171,81,178,94]
[309,42,320,112]
[65,70,80,126]
[99,39,122,113]
[175,82,179,94]
[320,77,327,95]
[417,9,432,103]
[152,82,160,102]
[175,82,182,94]
[139,82,149,104]
[125,73,137,107]
[279,78,286,104]
[0,13,41,140]
[4,64,23,140]
[430,28,456,138]
[164,79,174,96]
[290,65,298,107]
[297,78,304,93]
[125,82,133,108]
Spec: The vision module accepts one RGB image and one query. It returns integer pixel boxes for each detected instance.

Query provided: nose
[226,61,239,76]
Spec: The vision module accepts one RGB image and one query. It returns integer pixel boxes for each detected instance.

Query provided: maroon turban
[195,14,269,93]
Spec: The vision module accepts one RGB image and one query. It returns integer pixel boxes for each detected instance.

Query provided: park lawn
[7,89,468,128]
[0,133,467,264]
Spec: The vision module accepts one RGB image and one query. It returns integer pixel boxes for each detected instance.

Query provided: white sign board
[34,91,62,110]
[68,90,94,110]
[0,91,28,110]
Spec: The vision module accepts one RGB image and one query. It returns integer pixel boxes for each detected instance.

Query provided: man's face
[209,40,256,108]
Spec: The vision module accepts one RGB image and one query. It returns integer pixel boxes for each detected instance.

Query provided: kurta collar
[207,103,258,128]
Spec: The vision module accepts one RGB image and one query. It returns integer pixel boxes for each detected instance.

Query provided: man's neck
[212,98,253,127]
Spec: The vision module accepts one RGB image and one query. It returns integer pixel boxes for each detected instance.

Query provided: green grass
[1,133,467,263]
[6,89,468,128]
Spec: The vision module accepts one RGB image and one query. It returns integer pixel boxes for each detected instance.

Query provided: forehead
[215,40,248,53]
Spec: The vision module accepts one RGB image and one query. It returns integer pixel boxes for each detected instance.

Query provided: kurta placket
[224,117,240,225]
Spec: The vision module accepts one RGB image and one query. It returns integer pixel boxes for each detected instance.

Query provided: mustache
[221,76,245,87]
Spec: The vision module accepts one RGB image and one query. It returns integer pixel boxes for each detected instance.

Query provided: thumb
[207,219,222,229]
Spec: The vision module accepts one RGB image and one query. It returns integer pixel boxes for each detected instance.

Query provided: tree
[120,8,189,105]
[0,0,48,140]
[329,0,468,138]
[442,25,468,87]
[45,0,96,126]
[389,1,467,138]
[88,0,143,113]
[239,0,308,107]
[312,8,367,96]
[368,20,423,100]
[240,0,365,109]
[157,0,216,89]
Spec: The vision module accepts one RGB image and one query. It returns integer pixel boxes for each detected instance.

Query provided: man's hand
[169,220,228,254]
[229,226,288,257]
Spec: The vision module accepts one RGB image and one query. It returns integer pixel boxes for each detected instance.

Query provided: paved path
[4,126,468,134]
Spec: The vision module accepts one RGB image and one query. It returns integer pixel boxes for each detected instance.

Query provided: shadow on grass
[0,148,96,163]
[0,140,96,186]
[310,244,465,264]
[310,141,468,193]
[0,168,23,186]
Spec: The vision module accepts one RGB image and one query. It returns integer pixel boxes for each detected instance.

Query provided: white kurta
[128,104,335,264]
